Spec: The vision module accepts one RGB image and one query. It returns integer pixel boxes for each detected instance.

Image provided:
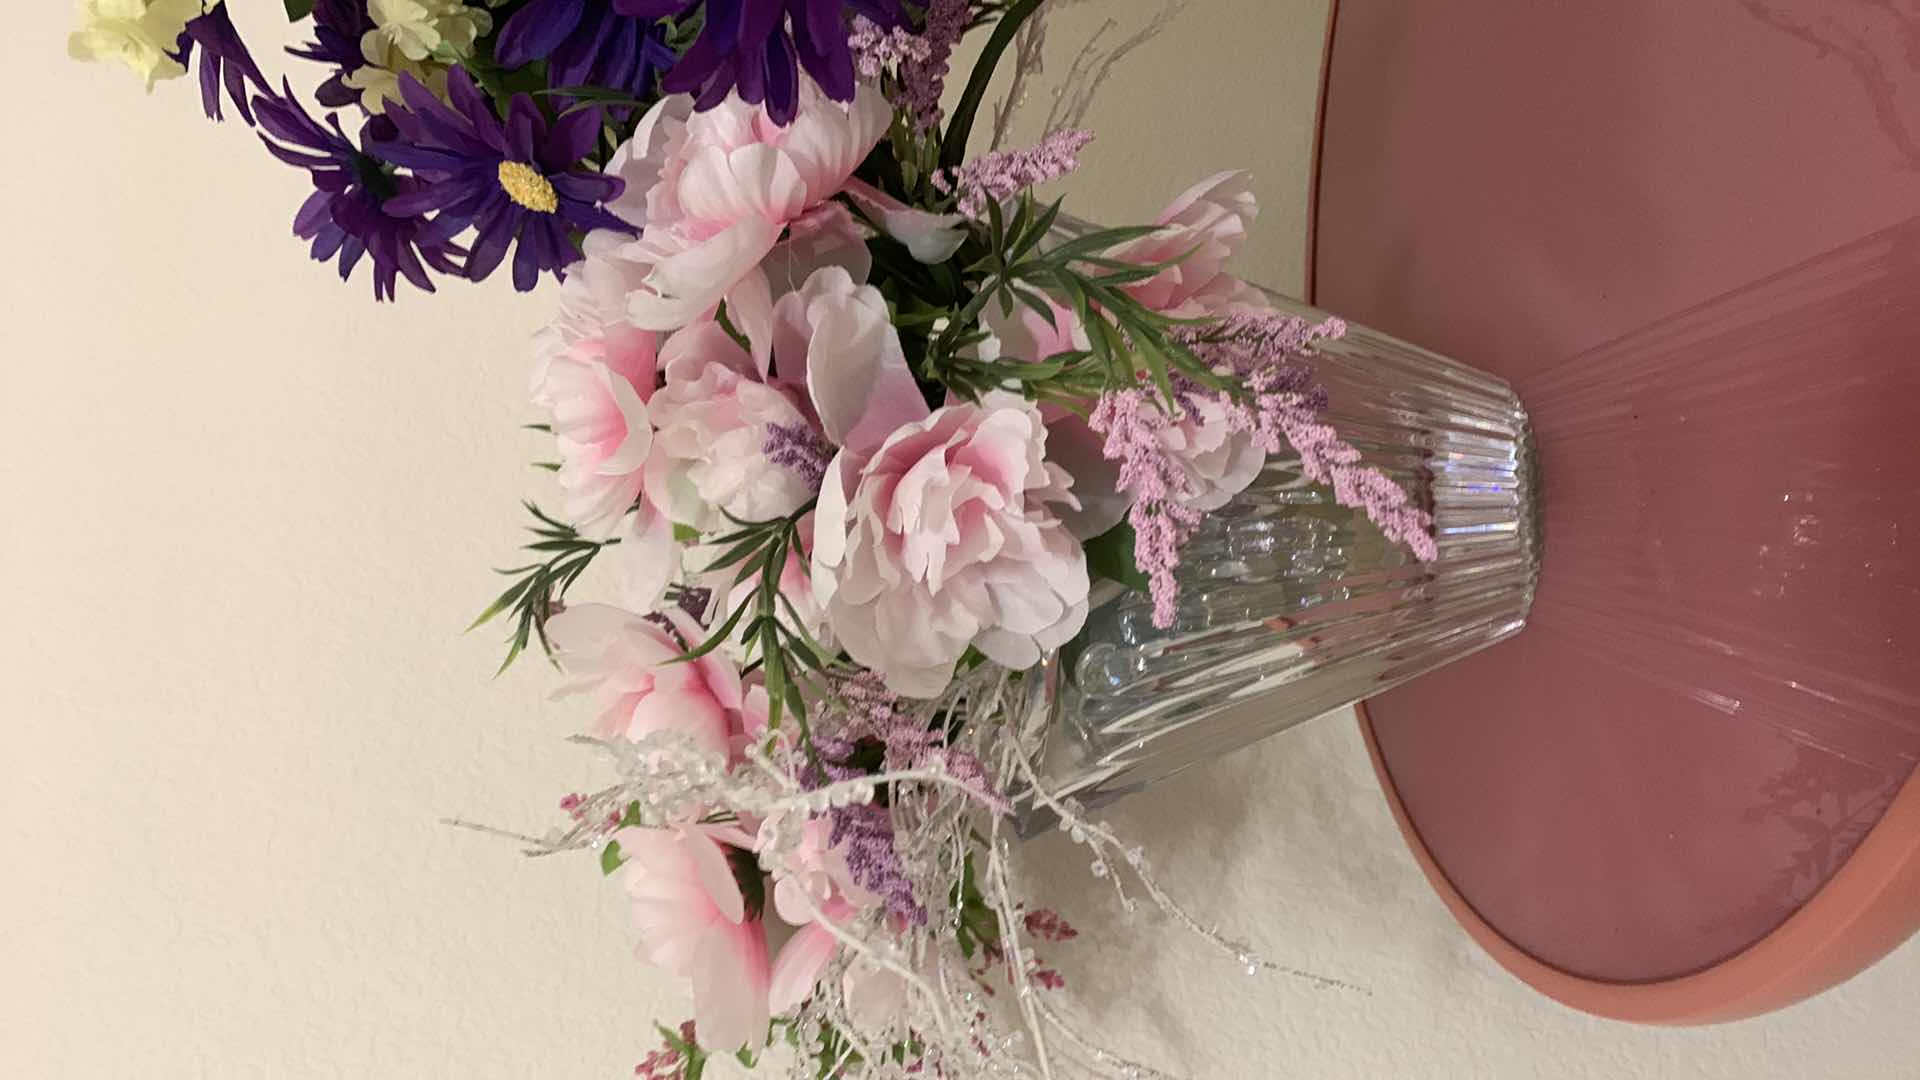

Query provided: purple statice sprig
[848,14,932,80]
[805,672,1011,926]
[763,422,834,492]
[934,128,1094,217]
[899,0,970,131]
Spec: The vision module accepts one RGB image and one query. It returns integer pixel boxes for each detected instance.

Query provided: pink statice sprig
[1092,315,1438,628]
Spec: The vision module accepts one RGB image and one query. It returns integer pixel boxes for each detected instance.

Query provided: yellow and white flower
[67,0,207,90]
[346,0,494,113]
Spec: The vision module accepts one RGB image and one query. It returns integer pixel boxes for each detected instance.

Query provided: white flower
[813,395,1090,697]
[67,0,204,90]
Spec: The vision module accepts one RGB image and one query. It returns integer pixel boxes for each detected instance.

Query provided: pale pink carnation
[812,395,1090,697]
[531,235,662,538]
[613,823,770,1054]
[1105,170,1268,317]
[644,321,819,532]
[598,79,892,366]
[545,603,750,759]
[763,817,882,1012]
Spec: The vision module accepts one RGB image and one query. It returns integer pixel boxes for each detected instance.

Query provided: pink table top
[1314,0,1920,1007]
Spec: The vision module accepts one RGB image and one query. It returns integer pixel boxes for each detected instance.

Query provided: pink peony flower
[843,177,967,264]
[601,78,892,365]
[545,603,748,759]
[1105,170,1267,317]
[812,395,1090,697]
[644,321,820,532]
[530,258,659,537]
[764,817,881,1012]
[770,266,930,459]
[614,823,771,1054]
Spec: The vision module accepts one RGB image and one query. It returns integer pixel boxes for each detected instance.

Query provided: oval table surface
[1311,0,1920,1022]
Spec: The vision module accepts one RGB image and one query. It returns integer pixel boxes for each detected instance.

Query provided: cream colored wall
[5,3,1918,1077]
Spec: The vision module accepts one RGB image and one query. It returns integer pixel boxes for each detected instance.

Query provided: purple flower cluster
[254,83,466,301]
[934,129,1095,216]
[494,0,677,104]
[848,14,931,79]
[369,69,634,291]
[899,0,969,130]
[630,0,911,125]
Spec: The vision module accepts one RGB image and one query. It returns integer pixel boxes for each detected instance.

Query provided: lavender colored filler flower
[807,674,1006,926]
[763,422,834,490]
[935,129,1095,216]
[899,0,969,130]
[1093,314,1440,628]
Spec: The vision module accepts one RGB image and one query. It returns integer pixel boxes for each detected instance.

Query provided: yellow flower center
[497,161,559,214]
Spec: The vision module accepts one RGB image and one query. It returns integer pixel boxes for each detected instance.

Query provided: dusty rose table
[1312,0,1920,1021]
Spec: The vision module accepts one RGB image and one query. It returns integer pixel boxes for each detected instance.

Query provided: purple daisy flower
[494,0,678,105]
[287,0,376,110]
[254,84,466,302]
[369,68,635,292]
[617,0,909,124]
[172,3,270,126]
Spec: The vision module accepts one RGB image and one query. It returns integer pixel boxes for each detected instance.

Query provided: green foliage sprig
[469,502,617,674]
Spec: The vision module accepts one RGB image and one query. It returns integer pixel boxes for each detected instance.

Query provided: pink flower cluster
[1195,314,1439,563]
[849,15,932,80]
[1089,388,1208,629]
[934,129,1095,216]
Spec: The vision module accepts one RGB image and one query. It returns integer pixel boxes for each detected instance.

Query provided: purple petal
[494,0,583,68]
[544,106,604,169]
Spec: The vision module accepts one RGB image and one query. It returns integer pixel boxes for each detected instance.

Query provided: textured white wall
[5,2,1918,1077]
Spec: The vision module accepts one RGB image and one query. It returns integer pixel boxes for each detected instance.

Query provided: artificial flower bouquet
[74,1,1437,1074]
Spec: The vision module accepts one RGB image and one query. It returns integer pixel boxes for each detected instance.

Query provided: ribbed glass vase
[1017,292,1541,830]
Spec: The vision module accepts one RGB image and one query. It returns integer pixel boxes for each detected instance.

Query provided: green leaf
[1084,521,1152,593]
[673,523,701,544]
[283,0,315,20]
[599,840,624,875]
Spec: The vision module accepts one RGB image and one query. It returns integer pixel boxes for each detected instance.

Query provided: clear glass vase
[1017,291,1541,830]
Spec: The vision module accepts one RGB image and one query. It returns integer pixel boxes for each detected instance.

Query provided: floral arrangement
[73,1,1433,1075]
